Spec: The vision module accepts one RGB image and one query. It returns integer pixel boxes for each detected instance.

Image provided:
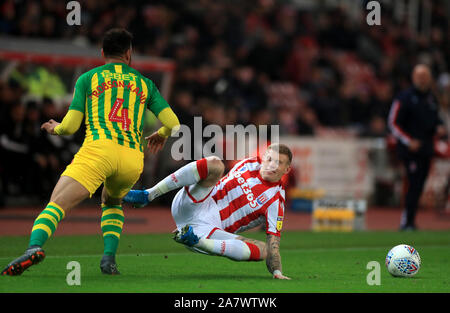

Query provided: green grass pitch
[0,230,449,293]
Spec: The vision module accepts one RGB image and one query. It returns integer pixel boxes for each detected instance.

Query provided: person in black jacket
[388,64,447,230]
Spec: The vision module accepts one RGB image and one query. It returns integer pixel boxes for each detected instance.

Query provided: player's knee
[260,245,268,260]
[244,242,266,261]
[206,156,224,178]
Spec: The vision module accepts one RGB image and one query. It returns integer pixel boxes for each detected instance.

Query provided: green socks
[101,204,124,256]
[28,202,124,257]
[29,202,65,247]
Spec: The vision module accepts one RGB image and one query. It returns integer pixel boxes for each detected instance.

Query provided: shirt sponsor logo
[234,167,258,208]
[256,193,268,205]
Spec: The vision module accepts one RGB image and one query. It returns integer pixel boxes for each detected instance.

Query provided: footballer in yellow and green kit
[57,62,177,198]
[49,62,179,258]
[1,28,180,276]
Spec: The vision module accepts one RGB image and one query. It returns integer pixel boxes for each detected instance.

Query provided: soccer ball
[385,244,421,277]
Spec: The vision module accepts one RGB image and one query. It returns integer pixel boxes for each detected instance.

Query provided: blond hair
[267,143,292,163]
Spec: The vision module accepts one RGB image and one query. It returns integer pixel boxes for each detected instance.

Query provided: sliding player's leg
[175,226,266,262]
[235,235,267,261]
[123,156,224,206]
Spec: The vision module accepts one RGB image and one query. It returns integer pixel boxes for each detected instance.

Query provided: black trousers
[400,155,431,227]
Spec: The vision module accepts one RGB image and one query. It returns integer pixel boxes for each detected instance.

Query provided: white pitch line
[1,244,449,260]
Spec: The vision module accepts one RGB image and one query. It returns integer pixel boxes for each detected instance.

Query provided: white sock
[194,238,251,261]
[146,159,208,201]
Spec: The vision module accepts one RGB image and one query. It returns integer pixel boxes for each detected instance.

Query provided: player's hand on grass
[41,119,60,135]
[273,273,291,280]
[146,131,168,154]
[273,270,291,280]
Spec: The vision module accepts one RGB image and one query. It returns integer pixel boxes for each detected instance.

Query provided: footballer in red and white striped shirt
[211,155,286,237]
[123,143,292,279]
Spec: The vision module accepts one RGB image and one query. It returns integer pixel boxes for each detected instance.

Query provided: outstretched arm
[41,110,84,135]
[42,74,86,136]
[266,234,291,280]
[146,107,180,153]
[146,78,180,154]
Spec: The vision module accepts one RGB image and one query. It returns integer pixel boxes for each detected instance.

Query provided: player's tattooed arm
[266,234,291,280]
[266,234,281,273]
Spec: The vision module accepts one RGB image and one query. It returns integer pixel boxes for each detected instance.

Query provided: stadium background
[0,0,449,235]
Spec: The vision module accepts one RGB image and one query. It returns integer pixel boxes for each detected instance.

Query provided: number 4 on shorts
[109,98,131,131]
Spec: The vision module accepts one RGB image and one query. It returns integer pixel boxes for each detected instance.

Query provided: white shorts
[171,184,239,241]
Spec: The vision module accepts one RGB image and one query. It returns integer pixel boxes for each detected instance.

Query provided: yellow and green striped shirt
[69,62,169,151]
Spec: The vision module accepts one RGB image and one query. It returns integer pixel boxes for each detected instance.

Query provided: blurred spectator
[0,103,29,197]
[360,115,388,138]
[11,65,67,100]
[388,64,447,230]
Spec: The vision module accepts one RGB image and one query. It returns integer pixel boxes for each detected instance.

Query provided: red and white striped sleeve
[265,188,285,237]
[388,99,412,145]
